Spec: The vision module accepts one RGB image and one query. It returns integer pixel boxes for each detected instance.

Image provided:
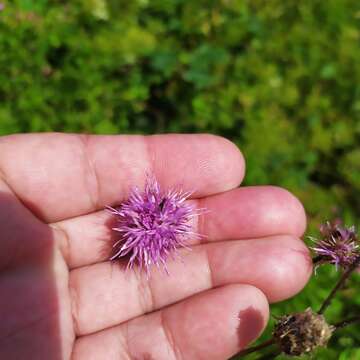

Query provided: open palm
[0,133,311,360]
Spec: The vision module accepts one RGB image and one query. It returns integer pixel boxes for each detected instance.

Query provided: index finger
[0,133,245,222]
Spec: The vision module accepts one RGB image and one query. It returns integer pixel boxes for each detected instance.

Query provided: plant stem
[256,349,282,360]
[334,315,360,330]
[235,338,276,358]
[318,255,360,315]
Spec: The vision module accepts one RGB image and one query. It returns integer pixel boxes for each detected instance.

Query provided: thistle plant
[108,182,359,357]
[237,221,360,359]
[107,176,202,275]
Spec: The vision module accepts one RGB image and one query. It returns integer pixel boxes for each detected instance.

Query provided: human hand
[0,133,311,360]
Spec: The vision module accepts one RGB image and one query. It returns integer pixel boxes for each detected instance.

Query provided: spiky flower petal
[310,220,359,270]
[107,176,202,274]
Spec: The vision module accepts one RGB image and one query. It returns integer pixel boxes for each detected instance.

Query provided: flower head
[273,308,334,356]
[107,176,201,275]
[311,220,359,270]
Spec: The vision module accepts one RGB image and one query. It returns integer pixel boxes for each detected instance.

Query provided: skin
[0,133,312,360]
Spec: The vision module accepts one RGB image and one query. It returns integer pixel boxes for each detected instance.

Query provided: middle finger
[55,186,306,269]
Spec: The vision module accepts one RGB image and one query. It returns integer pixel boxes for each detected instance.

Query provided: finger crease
[51,224,72,265]
[135,270,155,314]
[122,322,133,360]
[160,311,184,360]
[144,136,158,181]
[78,134,101,211]
[196,198,207,244]
[68,276,81,336]
[205,247,215,289]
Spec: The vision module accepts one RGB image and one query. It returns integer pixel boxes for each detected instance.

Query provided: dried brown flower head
[273,308,334,356]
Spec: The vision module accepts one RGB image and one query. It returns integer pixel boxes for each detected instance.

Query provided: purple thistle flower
[107,176,202,275]
[310,220,359,270]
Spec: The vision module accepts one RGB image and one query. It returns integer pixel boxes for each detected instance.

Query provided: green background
[0,0,359,358]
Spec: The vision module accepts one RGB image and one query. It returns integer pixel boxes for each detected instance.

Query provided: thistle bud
[273,308,334,356]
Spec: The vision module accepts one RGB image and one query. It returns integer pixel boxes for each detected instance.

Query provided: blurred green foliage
[0,0,359,358]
